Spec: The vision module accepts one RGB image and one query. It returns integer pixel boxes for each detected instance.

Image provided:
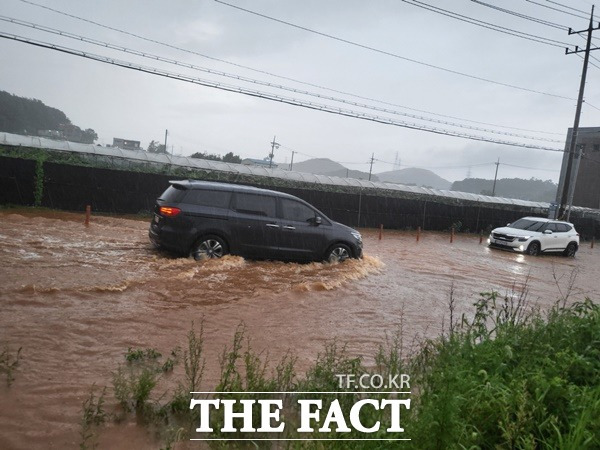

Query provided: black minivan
[148,180,363,262]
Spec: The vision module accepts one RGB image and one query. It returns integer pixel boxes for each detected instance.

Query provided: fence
[2,155,599,238]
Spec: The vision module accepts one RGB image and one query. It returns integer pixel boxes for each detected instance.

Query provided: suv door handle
[265,223,280,228]
[283,225,296,230]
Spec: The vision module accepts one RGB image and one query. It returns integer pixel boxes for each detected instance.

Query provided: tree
[190,151,220,161]
[147,140,167,153]
[222,152,242,164]
[190,151,242,163]
[81,128,98,144]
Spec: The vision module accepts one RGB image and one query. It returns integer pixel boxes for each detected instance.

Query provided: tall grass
[87,292,600,448]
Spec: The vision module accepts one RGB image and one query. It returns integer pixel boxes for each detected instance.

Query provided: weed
[125,347,161,363]
[183,321,205,393]
[0,344,22,386]
[79,385,107,450]
[95,291,600,448]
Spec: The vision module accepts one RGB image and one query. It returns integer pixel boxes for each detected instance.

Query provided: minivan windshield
[508,218,546,232]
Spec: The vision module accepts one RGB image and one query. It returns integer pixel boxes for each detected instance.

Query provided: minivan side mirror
[313,216,322,226]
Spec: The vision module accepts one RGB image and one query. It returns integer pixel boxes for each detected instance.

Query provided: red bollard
[450,227,454,243]
[417,226,421,242]
[378,224,383,240]
[592,237,595,249]
[85,205,91,226]
[479,230,483,244]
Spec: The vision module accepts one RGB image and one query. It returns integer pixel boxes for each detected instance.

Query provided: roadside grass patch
[86,293,600,448]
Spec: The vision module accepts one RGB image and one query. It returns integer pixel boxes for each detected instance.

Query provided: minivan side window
[233,193,277,217]
[280,198,316,222]
[183,189,231,208]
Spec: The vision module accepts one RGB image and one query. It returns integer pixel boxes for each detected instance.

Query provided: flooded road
[0,209,598,448]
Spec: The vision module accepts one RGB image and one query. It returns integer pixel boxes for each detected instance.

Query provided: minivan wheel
[326,244,351,263]
[192,235,227,260]
[563,242,578,257]
[526,241,540,256]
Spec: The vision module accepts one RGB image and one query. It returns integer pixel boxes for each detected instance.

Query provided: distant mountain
[377,168,452,190]
[451,178,557,202]
[0,90,97,144]
[284,158,378,181]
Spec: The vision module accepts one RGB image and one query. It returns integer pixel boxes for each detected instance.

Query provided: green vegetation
[33,154,46,207]
[190,151,242,163]
[0,344,22,386]
[79,385,107,450]
[147,140,167,154]
[84,293,600,448]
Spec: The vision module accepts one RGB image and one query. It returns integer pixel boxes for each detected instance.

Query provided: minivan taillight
[159,206,181,217]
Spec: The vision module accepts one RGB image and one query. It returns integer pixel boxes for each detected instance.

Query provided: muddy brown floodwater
[0,209,599,448]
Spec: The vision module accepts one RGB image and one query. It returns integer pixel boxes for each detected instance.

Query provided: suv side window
[280,198,316,222]
[232,192,277,217]
[546,223,559,232]
[555,224,570,233]
[183,189,231,208]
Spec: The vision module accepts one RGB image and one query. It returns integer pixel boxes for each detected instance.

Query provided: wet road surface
[0,209,598,448]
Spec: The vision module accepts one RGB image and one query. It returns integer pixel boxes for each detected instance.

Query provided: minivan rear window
[159,185,186,203]
[183,189,231,208]
[233,193,277,217]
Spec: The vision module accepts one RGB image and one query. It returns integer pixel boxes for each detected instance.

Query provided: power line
[524,0,589,20]
[213,0,574,100]
[584,101,600,112]
[1,15,565,143]
[0,32,566,154]
[470,0,568,31]
[13,1,565,135]
[545,0,589,16]
[499,162,559,171]
[375,158,495,170]
[401,0,571,47]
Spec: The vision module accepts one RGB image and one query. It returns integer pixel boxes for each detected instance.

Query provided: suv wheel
[526,241,540,256]
[563,242,578,257]
[326,244,351,263]
[192,235,227,260]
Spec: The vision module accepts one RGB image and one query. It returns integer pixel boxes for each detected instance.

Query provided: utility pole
[164,129,169,154]
[289,150,295,171]
[269,135,279,169]
[368,153,375,181]
[492,158,500,196]
[560,6,600,218]
[566,144,584,221]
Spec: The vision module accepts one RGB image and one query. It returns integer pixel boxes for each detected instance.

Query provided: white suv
[488,217,579,256]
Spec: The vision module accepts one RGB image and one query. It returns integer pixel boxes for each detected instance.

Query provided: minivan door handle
[283,225,296,230]
[265,223,280,228]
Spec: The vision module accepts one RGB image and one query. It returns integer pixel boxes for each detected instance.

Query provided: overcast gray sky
[1,0,598,182]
